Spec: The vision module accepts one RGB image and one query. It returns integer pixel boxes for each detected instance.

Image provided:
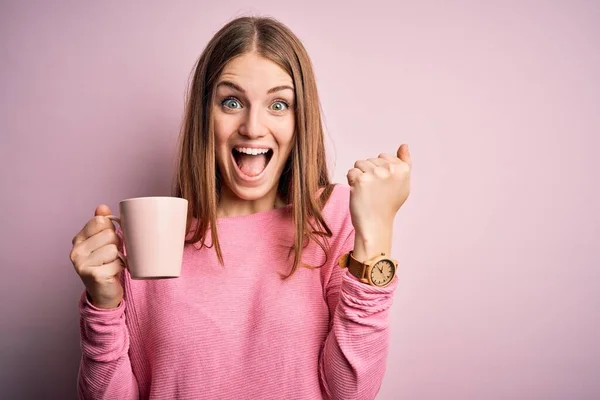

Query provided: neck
[217,186,284,218]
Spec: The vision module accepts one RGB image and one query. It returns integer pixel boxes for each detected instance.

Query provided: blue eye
[222,98,242,109]
[270,101,289,111]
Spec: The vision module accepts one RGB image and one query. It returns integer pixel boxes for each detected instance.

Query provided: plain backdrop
[1,1,599,399]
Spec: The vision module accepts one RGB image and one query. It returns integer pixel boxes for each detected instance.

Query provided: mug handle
[106,215,128,268]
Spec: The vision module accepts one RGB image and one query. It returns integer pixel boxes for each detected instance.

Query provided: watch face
[370,259,395,287]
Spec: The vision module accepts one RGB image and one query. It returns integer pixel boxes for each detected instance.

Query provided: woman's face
[212,52,295,207]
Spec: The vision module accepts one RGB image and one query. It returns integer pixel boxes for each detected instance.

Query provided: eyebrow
[216,80,294,95]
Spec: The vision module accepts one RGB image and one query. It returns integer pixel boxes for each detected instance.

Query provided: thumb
[397,144,412,167]
[94,204,112,217]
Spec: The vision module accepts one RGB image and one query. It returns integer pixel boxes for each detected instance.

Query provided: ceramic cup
[107,196,188,279]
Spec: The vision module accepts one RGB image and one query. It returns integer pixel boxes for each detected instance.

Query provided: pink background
[1,1,599,399]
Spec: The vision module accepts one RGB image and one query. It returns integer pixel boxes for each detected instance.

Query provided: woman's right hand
[70,205,125,309]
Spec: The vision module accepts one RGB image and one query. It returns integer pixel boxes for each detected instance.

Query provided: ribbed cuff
[79,290,130,362]
[338,270,398,322]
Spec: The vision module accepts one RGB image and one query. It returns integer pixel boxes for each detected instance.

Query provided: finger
[367,157,387,167]
[397,144,412,167]
[378,153,402,164]
[84,243,122,268]
[80,259,125,282]
[72,213,115,245]
[95,205,112,217]
[73,228,121,263]
[346,168,362,186]
[353,159,378,173]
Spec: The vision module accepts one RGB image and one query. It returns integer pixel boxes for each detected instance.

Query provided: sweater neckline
[215,203,293,225]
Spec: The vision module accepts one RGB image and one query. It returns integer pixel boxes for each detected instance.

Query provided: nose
[238,107,267,139]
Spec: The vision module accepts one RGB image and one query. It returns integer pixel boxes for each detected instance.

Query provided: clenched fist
[347,144,412,242]
[69,205,125,309]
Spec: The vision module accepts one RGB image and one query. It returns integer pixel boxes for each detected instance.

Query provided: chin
[228,184,277,201]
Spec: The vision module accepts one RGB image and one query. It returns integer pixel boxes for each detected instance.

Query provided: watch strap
[346,251,366,280]
[338,251,367,280]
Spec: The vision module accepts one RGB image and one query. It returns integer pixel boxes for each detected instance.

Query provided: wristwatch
[339,251,398,287]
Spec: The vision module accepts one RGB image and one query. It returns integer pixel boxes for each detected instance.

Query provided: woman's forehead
[218,53,293,93]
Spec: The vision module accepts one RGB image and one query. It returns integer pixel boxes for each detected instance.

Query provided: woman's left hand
[346,144,412,250]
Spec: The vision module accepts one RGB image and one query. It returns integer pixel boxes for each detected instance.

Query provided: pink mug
[107,196,188,279]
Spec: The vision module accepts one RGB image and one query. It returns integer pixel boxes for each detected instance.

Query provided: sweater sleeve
[77,291,139,400]
[319,229,398,400]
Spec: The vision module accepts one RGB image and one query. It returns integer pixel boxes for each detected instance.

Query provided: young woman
[70,16,411,400]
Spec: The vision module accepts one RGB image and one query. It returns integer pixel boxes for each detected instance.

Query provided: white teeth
[234,147,270,155]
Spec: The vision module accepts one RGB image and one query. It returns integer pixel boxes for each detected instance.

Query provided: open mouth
[232,147,274,178]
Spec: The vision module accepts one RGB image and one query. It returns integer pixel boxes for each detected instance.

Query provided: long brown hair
[174,16,334,277]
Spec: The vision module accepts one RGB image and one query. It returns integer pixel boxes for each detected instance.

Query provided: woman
[70,16,411,400]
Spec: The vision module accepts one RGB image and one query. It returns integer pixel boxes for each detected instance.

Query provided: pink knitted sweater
[78,184,398,399]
